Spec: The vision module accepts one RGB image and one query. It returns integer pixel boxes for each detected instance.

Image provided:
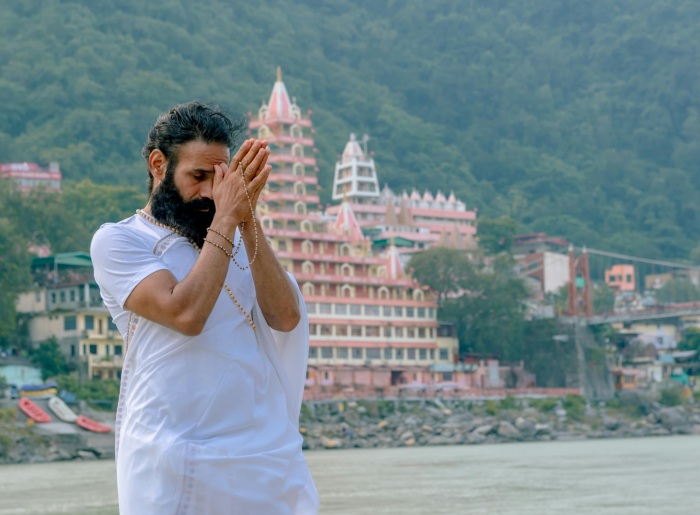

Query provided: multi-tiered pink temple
[250,69,488,396]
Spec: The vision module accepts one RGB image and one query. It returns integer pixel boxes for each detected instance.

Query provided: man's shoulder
[91,215,163,257]
[92,215,143,243]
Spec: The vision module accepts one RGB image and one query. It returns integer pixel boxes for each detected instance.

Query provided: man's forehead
[177,140,230,165]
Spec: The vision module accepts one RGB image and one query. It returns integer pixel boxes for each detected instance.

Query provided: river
[0,436,697,514]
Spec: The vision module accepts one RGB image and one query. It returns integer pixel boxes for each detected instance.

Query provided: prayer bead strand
[231,162,258,271]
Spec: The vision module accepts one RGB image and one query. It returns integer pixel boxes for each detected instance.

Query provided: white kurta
[91,216,318,514]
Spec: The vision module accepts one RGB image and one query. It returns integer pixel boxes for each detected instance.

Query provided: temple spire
[332,133,380,202]
[266,67,292,119]
[333,198,365,242]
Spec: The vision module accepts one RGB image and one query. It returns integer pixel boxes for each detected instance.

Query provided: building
[516,251,570,298]
[605,264,636,292]
[326,134,478,261]
[513,233,569,255]
[0,355,42,395]
[250,69,460,393]
[644,273,673,291]
[512,233,570,300]
[16,253,123,381]
[645,269,700,291]
[612,321,680,351]
[0,162,62,192]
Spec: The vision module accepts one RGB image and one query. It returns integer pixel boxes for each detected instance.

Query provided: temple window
[302,261,314,274]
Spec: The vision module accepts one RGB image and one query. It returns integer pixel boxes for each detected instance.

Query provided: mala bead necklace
[137,209,256,332]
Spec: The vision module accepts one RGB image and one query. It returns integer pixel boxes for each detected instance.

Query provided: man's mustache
[185,198,215,212]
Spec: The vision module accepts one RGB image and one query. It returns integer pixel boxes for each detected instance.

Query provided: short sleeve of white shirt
[91,222,169,309]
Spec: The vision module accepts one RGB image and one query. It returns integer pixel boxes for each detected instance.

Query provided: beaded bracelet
[207,226,243,259]
[203,237,233,258]
[207,227,235,246]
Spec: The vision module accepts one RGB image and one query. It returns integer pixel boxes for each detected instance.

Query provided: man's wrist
[210,214,240,236]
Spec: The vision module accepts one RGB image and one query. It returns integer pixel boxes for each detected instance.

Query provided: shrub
[0,434,14,457]
[611,391,652,417]
[499,395,519,410]
[299,402,314,423]
[357,400,379,417]
[0,407,16,423]
[529,397,558,413]
[376,400,395,418]
[562,394,586,422]
[484,400,500,416]
[659,386,683,407]
[53,374,120,410]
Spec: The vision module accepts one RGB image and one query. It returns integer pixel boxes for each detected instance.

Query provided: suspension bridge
[517,242,700,327]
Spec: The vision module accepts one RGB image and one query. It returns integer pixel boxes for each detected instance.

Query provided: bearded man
[91,101,319,514]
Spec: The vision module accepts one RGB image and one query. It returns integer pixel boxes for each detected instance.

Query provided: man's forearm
[125,214,239,336]
[240,224,301,332]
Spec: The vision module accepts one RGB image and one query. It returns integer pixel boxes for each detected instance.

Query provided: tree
[521,319,577,387]
[592,282,615,314]
[656,279,700,303]
[61,180,148,241]
[408,247,476,307]
[678,328,700,352]
[0,216,31,345]
[443,268,529,361]
[477,216,518,255]
[30,338,70,380]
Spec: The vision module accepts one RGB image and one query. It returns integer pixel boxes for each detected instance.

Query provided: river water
[0,436,697,514]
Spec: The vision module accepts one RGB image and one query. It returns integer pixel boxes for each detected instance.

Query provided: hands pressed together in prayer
[213,139,270,226]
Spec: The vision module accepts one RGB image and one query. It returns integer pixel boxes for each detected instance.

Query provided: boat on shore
[18,398,52,423]
[76,415,111,433]
[20,381,59,398]
[48,396,78,423]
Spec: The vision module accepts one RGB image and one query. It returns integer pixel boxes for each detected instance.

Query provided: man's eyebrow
[192,168,214,175]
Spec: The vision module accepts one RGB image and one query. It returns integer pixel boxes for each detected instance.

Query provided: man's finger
[237,140,263,173]
[230,139,254,169]
[250,165,271,204]
[213,163,225,188]
[245,148,269,180]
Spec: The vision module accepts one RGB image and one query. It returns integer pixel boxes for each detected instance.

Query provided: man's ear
[148,149,168,184]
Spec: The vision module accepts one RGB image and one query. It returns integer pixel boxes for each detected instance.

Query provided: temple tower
[332,133,379,204]
[249,67,320,231]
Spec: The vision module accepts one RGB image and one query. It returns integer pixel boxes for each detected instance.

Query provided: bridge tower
[567,245,593,318]
[581,247,593,318]
[567,245,577,315]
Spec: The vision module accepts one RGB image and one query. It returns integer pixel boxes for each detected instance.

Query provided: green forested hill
[1,0,699,259]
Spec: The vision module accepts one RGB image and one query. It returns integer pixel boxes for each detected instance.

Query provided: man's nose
[200,178,214,199]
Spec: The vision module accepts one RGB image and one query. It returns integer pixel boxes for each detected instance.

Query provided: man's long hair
[142,101,247,195]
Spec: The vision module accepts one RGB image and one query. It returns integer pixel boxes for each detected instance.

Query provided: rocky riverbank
[2,391,699,464]
[299,391,700,450]
[0,403,115,465]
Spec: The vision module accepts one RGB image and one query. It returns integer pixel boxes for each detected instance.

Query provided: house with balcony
[16,253,124,381]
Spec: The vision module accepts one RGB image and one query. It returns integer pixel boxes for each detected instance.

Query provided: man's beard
[150,163,215,248]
